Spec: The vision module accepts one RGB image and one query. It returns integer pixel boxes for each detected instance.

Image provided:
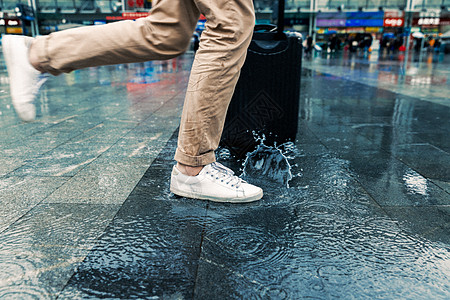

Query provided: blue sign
[346,11,384,19]
[196,19,206,31]
[346,19,384,27]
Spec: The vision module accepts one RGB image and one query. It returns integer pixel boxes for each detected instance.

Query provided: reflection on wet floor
[0,51,449,298]
[303,50,450,107]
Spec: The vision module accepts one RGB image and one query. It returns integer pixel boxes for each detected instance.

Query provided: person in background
[305,34,313,57]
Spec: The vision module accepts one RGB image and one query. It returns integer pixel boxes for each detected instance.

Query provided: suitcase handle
[254,24,277,33]
[250,35,300,54]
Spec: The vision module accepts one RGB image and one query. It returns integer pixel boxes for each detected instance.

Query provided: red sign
[122,12,150,19]
[0,18,22,26]
[384,18,404,27]
[440,18,450,25]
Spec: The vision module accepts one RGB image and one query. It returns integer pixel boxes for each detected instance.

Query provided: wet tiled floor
[0,50,449,299]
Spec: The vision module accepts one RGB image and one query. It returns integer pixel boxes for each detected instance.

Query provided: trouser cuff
[174,148,216,167]
[31,35,61,76]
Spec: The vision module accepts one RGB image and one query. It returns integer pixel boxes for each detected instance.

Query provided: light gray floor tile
[0,176,69,233]
[43,174,143,204]
[0,203,120,298]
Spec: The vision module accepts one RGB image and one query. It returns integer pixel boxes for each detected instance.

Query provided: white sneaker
[3,35,48,122]
[170,162,263,203]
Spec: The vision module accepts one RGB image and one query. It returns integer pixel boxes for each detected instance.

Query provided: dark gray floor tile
[384,206,450,244]
[393,143,450,182]
[346,153,449,206]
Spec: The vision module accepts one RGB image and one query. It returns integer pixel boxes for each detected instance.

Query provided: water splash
[216,147,232,161]
[241,134,300,187]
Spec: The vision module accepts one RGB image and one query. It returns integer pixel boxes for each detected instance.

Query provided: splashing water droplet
[242,143,293,187]
[217,147,232,160]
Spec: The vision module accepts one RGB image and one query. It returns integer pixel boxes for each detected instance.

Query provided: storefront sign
[365,27,383,33]
[316,12,346,27]
[346,27,365,33]
[347,11,384,19]
[122,12,150,19]
[384,18,404,27]
[384,10,404,19]
[346,19,383,27]
[316,12,346,19]
[417,18,440,26]
[196,19,206,31]
[346,12,384,27]
[419,10,440,18]
[316,19,346,27]
[317,11,384,28]
[6,27,23,34]
[0,18,21,26]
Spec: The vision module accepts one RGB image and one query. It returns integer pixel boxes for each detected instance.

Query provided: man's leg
[175,0,255,166]
[30,0,200,75]
[170,0,263,202]
[3,0,200,121]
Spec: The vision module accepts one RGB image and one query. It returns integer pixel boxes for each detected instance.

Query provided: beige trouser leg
[31,0,255,166]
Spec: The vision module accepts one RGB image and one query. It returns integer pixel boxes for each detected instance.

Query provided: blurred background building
[0,0,449,53]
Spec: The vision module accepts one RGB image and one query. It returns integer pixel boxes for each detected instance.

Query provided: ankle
[28,41,44,73]
[177,163,203,176]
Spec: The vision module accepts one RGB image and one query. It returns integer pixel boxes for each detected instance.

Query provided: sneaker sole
[170,186,263,203]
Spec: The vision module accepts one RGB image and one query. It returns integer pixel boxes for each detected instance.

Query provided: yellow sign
[365,27,382,33]
[6,27,23,34]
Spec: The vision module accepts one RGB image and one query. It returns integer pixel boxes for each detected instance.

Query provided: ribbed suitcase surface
[220,32,302,158]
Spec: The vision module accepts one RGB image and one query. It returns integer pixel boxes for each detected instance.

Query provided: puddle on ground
[2,132,449,299]
[219,134,303,189]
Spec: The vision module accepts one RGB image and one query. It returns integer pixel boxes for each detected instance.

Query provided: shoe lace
[207,162,243,188]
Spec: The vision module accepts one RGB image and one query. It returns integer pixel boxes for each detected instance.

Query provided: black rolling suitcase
[220,0,302,158]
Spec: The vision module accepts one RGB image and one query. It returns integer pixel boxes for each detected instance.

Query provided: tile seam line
[3,109,112,176]
[83,86,185,174]
[192,202,209,300]
[382,205,450,208]
[356,140,450,195]
[302,65,450,109]
[0,176,70,235]
[387,155,450,196]
[51,201,126,300]
[1,102,107,145]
